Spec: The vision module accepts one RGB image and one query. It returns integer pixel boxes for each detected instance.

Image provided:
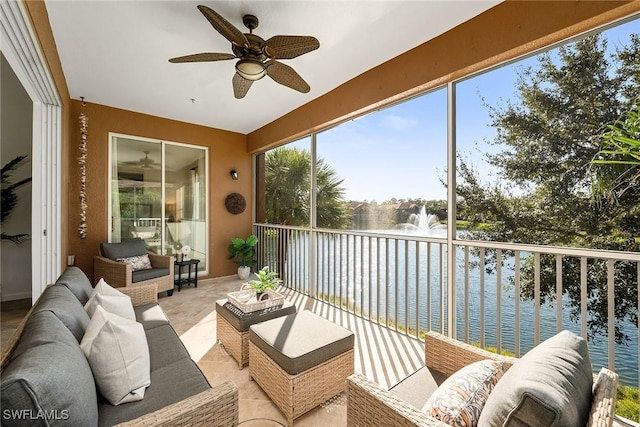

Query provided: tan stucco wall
[247,1,640,152]
[65,101,251,281]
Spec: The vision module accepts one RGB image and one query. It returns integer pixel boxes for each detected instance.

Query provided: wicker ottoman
[248,310,355,427]
[216,299,296,369]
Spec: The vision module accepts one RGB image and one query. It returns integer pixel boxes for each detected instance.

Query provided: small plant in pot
[246,266,282,300]
[227,234,258,280]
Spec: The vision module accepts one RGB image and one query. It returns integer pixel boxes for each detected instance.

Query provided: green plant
[227,234,258,267]
[246,266,282,293]
[1,155,32,244]
[616,385,639,422]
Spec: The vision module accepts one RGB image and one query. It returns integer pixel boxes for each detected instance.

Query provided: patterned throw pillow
[116,254,152,271]
[422,359,508,427]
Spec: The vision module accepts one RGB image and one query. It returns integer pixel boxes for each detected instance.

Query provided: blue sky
[285,19,638,203]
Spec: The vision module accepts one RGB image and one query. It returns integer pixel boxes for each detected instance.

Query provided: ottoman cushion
[249,310,354,375]
[216,299,296,332]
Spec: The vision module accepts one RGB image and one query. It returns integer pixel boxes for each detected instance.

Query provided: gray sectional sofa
[1,267,238,426]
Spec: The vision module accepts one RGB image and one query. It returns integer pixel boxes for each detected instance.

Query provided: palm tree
[264,147,350,279]
[265,147,350,228]
[592,105,640,202]
[1,155,31,244]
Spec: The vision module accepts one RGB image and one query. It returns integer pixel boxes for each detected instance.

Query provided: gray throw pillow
[477,330,593,427]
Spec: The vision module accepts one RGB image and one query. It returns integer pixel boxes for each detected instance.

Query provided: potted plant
[246,266,283,300]
[227,234,258,279]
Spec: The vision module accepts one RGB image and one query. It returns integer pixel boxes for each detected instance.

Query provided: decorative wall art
[225,192,246,215]
[78,98,88,239]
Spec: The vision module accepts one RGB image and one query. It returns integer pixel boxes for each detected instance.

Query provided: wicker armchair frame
[1,282,239,427]
[94,252,174,295]
[347,331,619,427]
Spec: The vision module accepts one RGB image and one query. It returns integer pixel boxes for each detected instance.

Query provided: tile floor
[1,276,425,426]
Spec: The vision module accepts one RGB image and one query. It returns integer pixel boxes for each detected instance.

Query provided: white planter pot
[237,266,251,280]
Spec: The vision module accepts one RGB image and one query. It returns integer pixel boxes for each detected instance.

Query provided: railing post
[309,134,317,297]
[446,81,457,338]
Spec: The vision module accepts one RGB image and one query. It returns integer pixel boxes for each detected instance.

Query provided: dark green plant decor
[227,234,258,267]
[1,155,31,244]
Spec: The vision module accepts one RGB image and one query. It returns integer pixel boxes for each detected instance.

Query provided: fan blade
[197,5,248,48]
[232,73,253,99]
[169,53,236,63]
[265,35,319,59]
[266,60,310,93]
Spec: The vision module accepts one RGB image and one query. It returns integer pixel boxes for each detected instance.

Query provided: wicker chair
[94,239,175,296]
[347,331,619,427]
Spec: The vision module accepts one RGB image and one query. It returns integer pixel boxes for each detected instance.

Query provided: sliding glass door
[109,134,208,273]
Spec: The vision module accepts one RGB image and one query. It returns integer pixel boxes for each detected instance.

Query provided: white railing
[254,223,640,389]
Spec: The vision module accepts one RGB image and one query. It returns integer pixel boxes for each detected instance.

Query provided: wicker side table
[215,299,296,369]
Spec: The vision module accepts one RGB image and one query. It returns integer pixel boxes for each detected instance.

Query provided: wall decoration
[78,98,88,239]
[225,192,246,215]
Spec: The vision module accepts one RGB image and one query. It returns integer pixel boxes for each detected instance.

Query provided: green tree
[592,105,640,203]
[265,147,350,229]
[457,33,640,343]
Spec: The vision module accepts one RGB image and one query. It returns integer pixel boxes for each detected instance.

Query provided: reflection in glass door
[109,134,208,273]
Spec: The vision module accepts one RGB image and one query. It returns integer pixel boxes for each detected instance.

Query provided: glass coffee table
[215,298,296,369]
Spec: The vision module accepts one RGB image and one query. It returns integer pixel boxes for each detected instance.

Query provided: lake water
[292,230,639,387]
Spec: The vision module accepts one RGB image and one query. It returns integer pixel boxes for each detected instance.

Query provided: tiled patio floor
[159,276,425,426]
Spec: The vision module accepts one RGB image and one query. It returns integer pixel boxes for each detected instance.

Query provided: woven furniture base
[217,314,247,369]
[249,341,354,427]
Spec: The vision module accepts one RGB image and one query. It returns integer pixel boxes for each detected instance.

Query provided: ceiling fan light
[236,58,266,81]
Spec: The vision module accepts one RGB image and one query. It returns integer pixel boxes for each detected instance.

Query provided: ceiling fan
[123,151,158,169]
[169,5,320,99]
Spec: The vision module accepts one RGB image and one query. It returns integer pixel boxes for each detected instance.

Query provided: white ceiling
[45,0,501,135]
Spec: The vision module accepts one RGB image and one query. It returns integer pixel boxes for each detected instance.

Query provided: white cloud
[381,114,419,131]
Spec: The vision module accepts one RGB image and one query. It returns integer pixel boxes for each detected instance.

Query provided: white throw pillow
[80,306,151,405]
[85,278,135,321]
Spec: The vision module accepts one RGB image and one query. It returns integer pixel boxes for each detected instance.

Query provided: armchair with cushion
[94,238,175,296]
[348,331,619,427]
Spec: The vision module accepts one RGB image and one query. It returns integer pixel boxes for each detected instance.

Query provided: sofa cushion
[84,279,136,321]
[101,239,146,260]
[98,358,211,427]
[80,306,151,406]
[32,284,90,342]
[390,366,447,409]
[423,359,508,427]
[134,303,170,330]
[117,254,152,271]
[249,310,354,375]
[145,324,191,371]
[1,311,98,427]
[478,330,593,427]
[55,266,94,305]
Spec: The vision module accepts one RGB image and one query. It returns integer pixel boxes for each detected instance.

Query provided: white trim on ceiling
[1,0,62,302]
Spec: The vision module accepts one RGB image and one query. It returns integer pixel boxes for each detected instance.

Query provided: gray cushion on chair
[55,266,94,305]
[1,311,98,427]
[478,330,593,427]
[100,239,146,260]
[390,366,447,409]
[134,303,170,330]
[32,284,90,342]
[216,299,296,332]
[249,310,354,375]
[131,268,170,283]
